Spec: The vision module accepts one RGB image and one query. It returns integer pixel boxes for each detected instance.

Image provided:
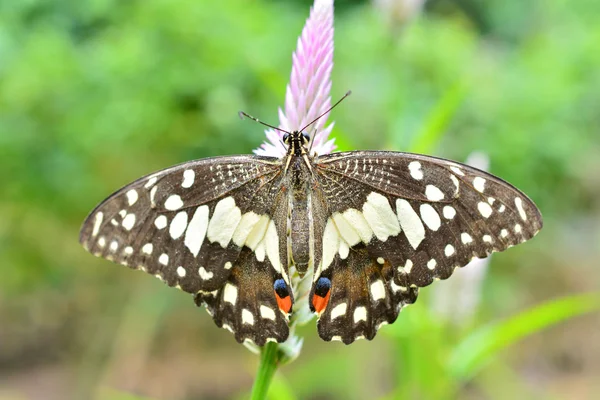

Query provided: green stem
[250,342,281,400]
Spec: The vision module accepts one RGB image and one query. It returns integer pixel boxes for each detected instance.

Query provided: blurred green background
[1,0,600,399]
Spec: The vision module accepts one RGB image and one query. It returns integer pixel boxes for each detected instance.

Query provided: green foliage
[1,0,599,399]
[449,293,600,380]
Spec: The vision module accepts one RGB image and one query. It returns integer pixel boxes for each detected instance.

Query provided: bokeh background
[1,0,600,399]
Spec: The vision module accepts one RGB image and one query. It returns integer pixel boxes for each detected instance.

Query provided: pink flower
[246,0,336,360]
[254,0,336,157]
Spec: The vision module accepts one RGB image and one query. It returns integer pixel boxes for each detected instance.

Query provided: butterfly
[79,104,543,346]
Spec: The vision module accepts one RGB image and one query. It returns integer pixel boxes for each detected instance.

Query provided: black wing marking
[309,151,542,343]
[79,155,292,344]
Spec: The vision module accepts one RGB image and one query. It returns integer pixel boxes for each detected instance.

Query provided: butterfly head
[283,131,311,156]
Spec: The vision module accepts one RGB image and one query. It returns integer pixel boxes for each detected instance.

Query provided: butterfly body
[80,130,542,346]
[288,147,314,276]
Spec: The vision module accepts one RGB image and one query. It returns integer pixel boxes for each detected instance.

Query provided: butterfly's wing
[310,151,543,344]
[79,155,292,345]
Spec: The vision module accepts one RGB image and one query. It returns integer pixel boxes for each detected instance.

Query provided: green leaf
[409,81,467,154]
[448,292,600,380]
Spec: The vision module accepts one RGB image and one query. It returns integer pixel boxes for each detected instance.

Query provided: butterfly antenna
[239,111,291,135]
[299,90,352,133]
[308,126,318,154]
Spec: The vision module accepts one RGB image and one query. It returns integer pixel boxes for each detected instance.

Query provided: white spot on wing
[341,209,373,243]
[126,189,138,206]
[473,177,486,193]
[390,280,404,293]
[427,259,437,270]
[396,199,425,250]
[330,303,347,320]
[265,220,281,273]
[242,309,254,325]
[478,202,493,218]
[144,176,158,189]
[142,243,153,254]
[362,192,400,241]
[333,213,361,246]
[403,259,413,274]
[245,215,270,250]
[232,212,261,247]
[150,186,158,207]
[338,239,350,259]
[158,253,169,265]
[122,213,136,231]
[198,266,213,280]
[92,212,103,237]
[165,194,184,211]
[353,306,367,323]
[255,241,266,262]
[169,211,188,239]
[450,174,460,193]
[450,166,465,176]
[370,280,386,301]
[155,215,167,230]
[461,233,473,244]
[176,266,186,277]
[182,169,195,188]
[408,161,423,180]
[260,305,276,321]
[419,204,441,231]
[443,206,456,219]
[425,185,445,201]
[321,219,339,271]
[185,205,209,257]
[223,283,238,305]
[515,197,527,221]
[145,176,158,189]
[444,244,455,257]
[207,197,242,248]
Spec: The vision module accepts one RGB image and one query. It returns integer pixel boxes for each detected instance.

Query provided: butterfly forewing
[309,151,542,343]
[79,155,293,345]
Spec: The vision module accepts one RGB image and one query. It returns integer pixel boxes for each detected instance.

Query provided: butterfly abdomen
[289,157,313,275]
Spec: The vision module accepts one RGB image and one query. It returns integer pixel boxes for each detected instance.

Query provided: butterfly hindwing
[196,246,291,346]
[79,155,293,344]
[312,245,418,344]
[309,151,542,343]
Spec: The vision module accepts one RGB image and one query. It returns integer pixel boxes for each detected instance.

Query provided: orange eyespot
[274,278,292,314]
[311,277,332,314]
[312,290,331,314]
[276,293,292,314]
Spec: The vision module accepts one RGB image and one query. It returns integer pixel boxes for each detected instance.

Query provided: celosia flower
[249,0,335,361]
[255,0,335,157]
